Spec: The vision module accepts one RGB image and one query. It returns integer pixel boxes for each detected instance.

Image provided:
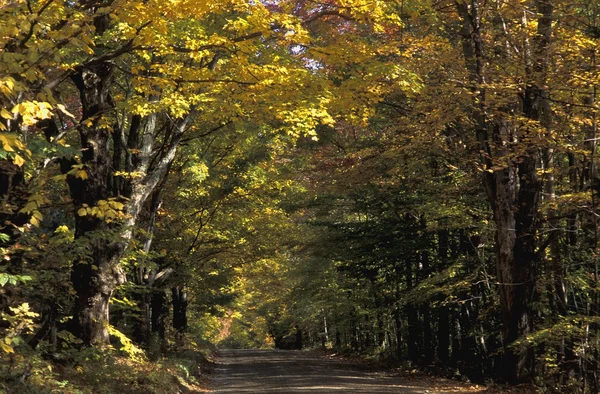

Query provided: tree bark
[67,64,126,346]
[454,0,552,382]
[66,54,192,346]
[151,290,168,340]
[405,256,419,363]
[437,230,450,364]
[420,249,434,365]
[172,286,188,333]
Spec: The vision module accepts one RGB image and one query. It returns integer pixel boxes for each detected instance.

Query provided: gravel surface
[209,349,486,393]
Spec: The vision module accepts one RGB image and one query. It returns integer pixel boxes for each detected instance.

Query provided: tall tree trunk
[450,307,461,369]
[132,288,151,345]
[66,59,191,346]
[131,188,165,345]
[151,289,168,344]
[172,286,188,334]
[455,0,552,382]
[405,256,419,363]
[420,249,434,365]
[437,230,450,364]
[67,63,126,346]
[393,306,403,359]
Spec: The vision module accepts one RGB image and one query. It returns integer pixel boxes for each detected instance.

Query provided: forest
[1,0,599,392]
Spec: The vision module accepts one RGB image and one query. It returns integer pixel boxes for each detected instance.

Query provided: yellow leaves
[20,194,47,227]
[1,341,14,354]
[128,97,156,117]
[0,78,16,98]
[225,17,252,33]
[29,215,40,227]
[0,133,29,166]
[483,165,507,173]
[541,192,592,214]
[107,325,146,361]
[114,170,145,179]
[54,225,70,234]
[11,101,53,126]
[0,108,12,120]
[110,201,125,210]
[76,199,129,223]
[67,164,88,180]
[279,99,335,136]
[1,302,39,353]
[12,154,25,167]
[75,169,88,180]
[0,134,20,152]
[113,22,137,41]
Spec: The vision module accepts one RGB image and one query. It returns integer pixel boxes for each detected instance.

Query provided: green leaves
[0,273,33,287]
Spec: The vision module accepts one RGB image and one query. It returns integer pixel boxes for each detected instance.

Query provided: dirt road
[209,349,488,393]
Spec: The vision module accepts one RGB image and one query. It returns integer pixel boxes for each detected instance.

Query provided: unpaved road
[209,349,486,393]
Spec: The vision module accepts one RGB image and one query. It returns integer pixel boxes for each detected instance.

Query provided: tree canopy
[2,0,600,392]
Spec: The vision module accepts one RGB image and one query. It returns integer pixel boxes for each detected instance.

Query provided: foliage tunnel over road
[1,1,600,392]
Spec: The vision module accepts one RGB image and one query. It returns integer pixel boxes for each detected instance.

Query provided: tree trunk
[493,150,537,383]
[295,325,303,350]
[450,307,461,369]
[132,288,151,345]
[70,251,124,345]
[437,230,450,364]
[405,257,419,363]
[131,189,165,345]
[377,311,385,348]
[455,0,553,382]
[420,249,434,365]
[67,64,126,346]
[151,290,168,339]
[393,306,403,359]
[437,307,450,364]
[66,56,191,346]
[172,286,188,333]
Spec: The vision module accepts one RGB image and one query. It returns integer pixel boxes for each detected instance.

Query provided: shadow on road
[209,349,484,393]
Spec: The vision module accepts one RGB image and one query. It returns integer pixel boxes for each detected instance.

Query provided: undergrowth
[0,342,213,394]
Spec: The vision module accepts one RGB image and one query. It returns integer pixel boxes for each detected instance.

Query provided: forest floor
[209,349,537,393]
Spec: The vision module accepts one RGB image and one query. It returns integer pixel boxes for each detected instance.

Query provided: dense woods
[2,0,600,392]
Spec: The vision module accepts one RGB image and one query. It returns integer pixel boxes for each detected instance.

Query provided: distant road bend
[209,349,487,393]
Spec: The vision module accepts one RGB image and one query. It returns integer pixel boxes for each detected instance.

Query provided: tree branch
[303,10,353,24]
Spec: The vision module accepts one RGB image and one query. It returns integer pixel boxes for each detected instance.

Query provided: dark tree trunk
[437,230,450,364]
[450,307,461,369]
[377,311,385,348]
[420,250,434,365]
[437,307,450,364]
[455,0,553,383]
[393,306,402,359]
[132,288,151,345]
[295,325,303,350]
[405,257,419,363]
[172,286,188,333]
[493,151,537,383]
[151,289,168,340]
[363,313,372,349]
[69,234,125,345]
[66,63,127,346]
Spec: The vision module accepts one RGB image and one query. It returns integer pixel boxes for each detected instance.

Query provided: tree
[1,0,339,345]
